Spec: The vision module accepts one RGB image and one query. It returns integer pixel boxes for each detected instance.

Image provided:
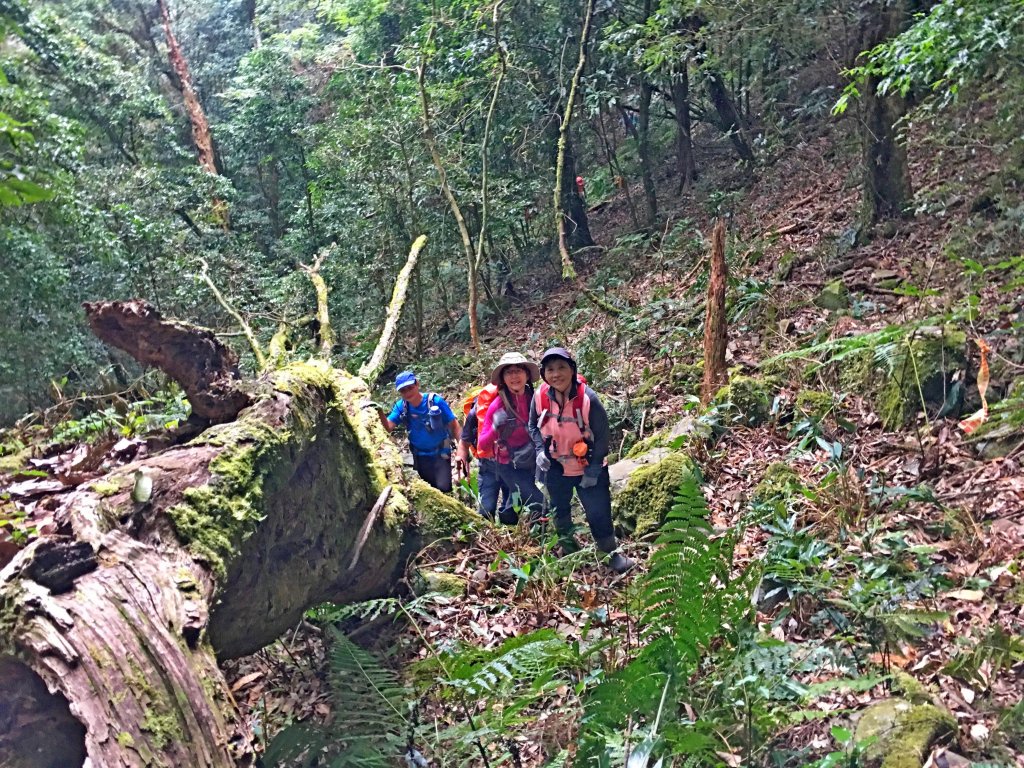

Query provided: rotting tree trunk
[1,306,474,768]
[701,219,728,404]
[157,0,228,227]
[84,299,251,424]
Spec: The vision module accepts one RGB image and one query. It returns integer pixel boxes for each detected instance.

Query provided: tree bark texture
[637,79,658,227]
[553,0,595,278]
[706,71,754,164]
[671,64,696,193]
[860,0,913,225]
[359,235,428,383]
[701,219,728,404]
[1,313,475,767]
[416,27,481,349]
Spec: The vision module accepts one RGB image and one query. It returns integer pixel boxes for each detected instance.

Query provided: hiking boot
[606,552,636,574]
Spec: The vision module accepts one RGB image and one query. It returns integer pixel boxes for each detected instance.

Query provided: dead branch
[198,257,267,371]
[359,235,428,383]
[300,245,337,357]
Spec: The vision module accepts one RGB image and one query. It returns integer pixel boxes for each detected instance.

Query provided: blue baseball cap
[394,370,417,390]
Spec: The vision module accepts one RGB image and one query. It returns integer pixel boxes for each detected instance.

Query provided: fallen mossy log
[0,359,475,768]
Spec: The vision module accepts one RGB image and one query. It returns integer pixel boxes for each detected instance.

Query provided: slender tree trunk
[554,0,595,278]
[860,0,914,225]
[671,63,696,193]
[706,70,755,164]
[701,220,728,404]
[416,25,480,349]
[157,0,228,227]
[595,103,640,228]
[561,135,595,250]
[637,79,658,226]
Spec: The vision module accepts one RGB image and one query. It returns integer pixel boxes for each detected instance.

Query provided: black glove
[579,467,601,489]
[492,410,509,429]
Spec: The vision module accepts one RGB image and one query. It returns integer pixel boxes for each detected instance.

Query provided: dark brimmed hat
[490,352,540,386]
[540,347,577,377]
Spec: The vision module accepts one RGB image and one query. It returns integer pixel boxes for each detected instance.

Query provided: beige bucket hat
[489,352,540,386]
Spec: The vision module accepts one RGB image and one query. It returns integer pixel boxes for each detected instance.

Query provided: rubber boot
[596,536,636,574]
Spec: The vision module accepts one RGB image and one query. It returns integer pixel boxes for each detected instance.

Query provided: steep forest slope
[2,0,1023,766]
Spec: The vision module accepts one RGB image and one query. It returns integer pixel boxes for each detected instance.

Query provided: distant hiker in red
[477,352,546,524]
[529,347,635,574]
[455,381,510,520]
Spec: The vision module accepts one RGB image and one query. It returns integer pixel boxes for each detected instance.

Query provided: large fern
[579,475,758,764]
[264,629,411,768]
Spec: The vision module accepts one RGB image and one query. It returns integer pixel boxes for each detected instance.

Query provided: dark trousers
[477,458,508,518]
[545,463,615,548]
[413,453,452,493]
[495,461,545,524]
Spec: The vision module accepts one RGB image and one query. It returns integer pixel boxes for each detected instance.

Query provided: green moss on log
[409,479,477,539]
[614,452,700,538]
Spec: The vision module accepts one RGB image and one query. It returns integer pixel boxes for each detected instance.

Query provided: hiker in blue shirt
[376,370,461,493]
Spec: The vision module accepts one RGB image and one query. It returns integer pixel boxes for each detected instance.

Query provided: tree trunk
[1,306,474,768]
[706,70,755,164]
[157,0,228,228]
[561,135,595,250]
[860,0,913,225]
[701,219,728,404]
[637,79,659,227]
[671,63,696,193]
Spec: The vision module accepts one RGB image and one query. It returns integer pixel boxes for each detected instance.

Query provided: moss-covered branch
[359,235,428,383]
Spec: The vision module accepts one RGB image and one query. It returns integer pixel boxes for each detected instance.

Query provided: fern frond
[442,629,575,696]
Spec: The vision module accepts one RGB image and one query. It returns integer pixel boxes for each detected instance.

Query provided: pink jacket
[478,390,532,463]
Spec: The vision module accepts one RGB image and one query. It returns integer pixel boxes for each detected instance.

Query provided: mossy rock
[795,390,839,422]
[669,362,703,396]
[752,462,803,507]
[814,280,850,311]
[613,452,700,538]
[854,698,955,768]
[625,418,700,459]
[839,326,967,430]
[408,479,478,539]
[413,570,466,597]
[712,375,773,426]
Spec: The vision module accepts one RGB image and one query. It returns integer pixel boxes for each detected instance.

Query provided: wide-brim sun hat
[490,352,540,386]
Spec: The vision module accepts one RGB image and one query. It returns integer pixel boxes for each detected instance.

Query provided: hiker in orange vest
[529,347,635,573]
[455,382,510,519]
[477,352,546,524]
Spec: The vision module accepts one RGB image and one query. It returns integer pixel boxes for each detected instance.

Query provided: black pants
[477,458,508,518]
[413,452,453,493]
[545,463,615,548]
[495,462,545,524]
